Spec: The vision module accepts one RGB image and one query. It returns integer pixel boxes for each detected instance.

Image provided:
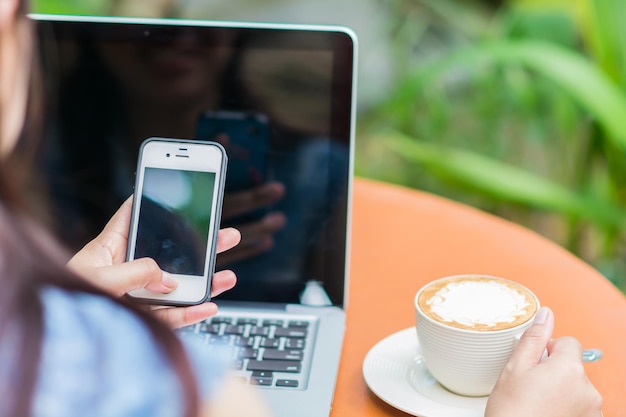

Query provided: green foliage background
[31,0,626,292]
[32,0,108,15]
[360,0,626,292]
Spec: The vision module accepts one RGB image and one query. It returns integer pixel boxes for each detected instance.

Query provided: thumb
[507,306,554,370]
[91,258,178,297]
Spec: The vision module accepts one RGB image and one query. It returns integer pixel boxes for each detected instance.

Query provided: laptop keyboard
[178,312,317,389]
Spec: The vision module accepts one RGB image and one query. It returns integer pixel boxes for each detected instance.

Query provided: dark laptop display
[34,17,355,308]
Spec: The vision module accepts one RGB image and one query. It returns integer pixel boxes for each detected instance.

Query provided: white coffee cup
[414,274,539,396]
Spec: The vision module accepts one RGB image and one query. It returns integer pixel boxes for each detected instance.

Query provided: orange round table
[331,178,626,417]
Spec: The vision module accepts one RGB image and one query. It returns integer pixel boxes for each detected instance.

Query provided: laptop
[32,14,357,417]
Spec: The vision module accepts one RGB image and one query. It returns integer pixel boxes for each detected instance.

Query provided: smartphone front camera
[166,153,171,158]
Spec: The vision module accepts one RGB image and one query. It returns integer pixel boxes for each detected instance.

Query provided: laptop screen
[33,16,355,307]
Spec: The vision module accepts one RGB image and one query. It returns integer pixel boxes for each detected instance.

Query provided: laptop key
[288,320,310,328]
[263,349,303,361]
[247,360,302,373]
[274,328,307,338]
[251,371,273,378]
[224,325,245,335]
[236,318,258,325]
[260,338,280,348]
[285,338,305,349]
[250,377,273,386]
[262,319,284,327]
[210,317,233,324]
[199,323,220,334]
[234,336,255,347]
[237,348,258,359]
[276,379,299,388]
[250,326,270,337]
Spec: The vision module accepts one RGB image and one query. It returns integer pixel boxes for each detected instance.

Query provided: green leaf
[503,8,578,49]
[384,131,626,228]
[32,0,107,15]
[486,41,626,151]
[388,39,626,154]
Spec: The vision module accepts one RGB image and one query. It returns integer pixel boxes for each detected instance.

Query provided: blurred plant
[31,0,108,15]
[356,0,626,290]
[31,0,180,17]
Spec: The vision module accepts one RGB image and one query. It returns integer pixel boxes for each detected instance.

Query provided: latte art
[418,276,538,331]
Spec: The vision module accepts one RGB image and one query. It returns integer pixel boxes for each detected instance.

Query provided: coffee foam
[418,276,538,331]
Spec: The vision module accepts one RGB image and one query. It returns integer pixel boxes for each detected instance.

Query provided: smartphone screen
[134,167,216,276]
[127,138,227,306]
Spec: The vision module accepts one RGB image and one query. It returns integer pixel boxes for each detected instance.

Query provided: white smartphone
[126,138,227,306]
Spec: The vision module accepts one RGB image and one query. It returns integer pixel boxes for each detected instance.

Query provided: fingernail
[162,273,178,289]
[228,227,242,240]
[533,306,549,324]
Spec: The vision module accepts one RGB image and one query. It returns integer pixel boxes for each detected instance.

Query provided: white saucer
[362,327,488,417]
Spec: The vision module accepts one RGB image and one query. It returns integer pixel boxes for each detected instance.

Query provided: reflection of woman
[43,30,225,246]
[40,25,285,266]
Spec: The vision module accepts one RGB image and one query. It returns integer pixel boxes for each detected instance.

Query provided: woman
[0,0,603,416]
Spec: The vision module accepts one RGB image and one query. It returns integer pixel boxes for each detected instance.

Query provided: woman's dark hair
[0,2,201,416]
[0,206,201,417]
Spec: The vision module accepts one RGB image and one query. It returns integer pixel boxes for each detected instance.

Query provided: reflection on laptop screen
[35,18,354,307]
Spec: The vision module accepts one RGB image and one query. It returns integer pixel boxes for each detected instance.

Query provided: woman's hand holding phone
[67,196,241,328]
